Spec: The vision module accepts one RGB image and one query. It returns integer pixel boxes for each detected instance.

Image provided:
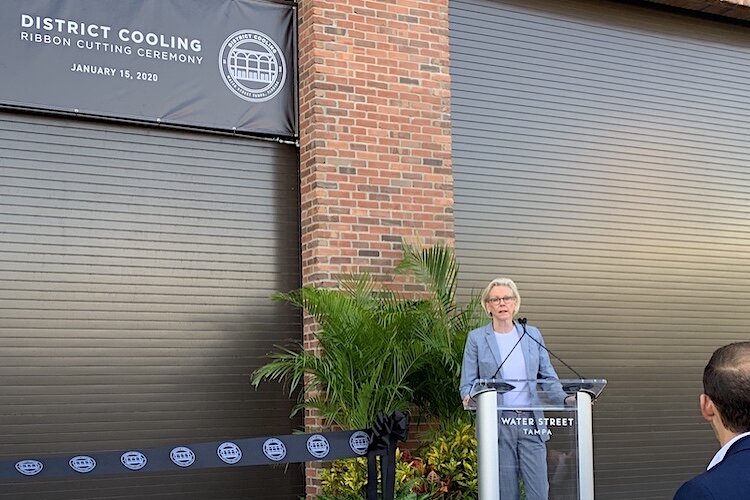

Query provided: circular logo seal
[15,460,43,476]
[170,446,195,467]
[217,442,242,465]
[219,29,286,103]
[306,434,330,459]
[69,455,96,473]
[120,451,147,471]
[262,438,287,462]
[349,431,370,456]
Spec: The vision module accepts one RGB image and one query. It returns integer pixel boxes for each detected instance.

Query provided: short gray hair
[480,277,521,316]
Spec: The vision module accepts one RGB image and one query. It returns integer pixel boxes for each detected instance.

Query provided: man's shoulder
[728,433,750,454]
[673,475,711,500]
[674,450,750,499]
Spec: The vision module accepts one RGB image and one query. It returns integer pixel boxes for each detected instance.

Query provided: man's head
[700,341,750,436]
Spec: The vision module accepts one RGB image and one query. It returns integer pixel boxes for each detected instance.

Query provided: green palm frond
[396,241,457,312]
[252,240,484,429]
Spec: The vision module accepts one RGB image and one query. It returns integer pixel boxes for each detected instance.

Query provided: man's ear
[700,393,717,422]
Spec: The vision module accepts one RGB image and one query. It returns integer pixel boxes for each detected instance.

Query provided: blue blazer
[459,321,567,441]
[673,434,750,499]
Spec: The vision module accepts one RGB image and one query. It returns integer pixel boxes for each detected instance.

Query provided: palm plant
[250,273,426,429]
[396,242,484,426]
[250,241,483,430]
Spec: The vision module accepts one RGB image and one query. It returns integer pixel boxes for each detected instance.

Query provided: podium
[466,378,607,500]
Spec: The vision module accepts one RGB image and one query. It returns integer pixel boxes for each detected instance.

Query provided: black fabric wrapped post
[366,411,409,500]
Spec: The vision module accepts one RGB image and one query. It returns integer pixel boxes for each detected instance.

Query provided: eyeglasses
[487,296,515,305]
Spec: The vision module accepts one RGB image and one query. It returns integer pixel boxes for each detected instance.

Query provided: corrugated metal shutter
[0,110,302,499]
[451,0,750,498]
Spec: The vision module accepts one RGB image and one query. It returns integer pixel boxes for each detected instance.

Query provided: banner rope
[0,429,370,479]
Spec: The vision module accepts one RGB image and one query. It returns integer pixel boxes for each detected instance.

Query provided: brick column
[297,0,453,495]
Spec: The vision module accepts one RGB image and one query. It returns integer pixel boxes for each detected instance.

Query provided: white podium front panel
[468,379,605,500]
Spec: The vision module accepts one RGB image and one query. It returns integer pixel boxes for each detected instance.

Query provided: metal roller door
[0,110,302,499]
[451,0,750,497]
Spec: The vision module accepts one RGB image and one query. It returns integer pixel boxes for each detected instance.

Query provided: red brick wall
[297,0,453,495]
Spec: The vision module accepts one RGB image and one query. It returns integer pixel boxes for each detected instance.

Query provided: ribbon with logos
[0,429,370,480]
[1,413,410,497]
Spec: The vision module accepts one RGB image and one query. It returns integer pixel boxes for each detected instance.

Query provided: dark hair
[703,341,750,433]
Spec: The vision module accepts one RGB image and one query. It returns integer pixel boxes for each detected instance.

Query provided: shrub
[319,449,431,500]
[319,420,479,499]
[419,420,478,497]
[250,241,484,429]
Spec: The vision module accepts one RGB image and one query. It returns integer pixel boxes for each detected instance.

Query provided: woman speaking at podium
[459,277,574,500]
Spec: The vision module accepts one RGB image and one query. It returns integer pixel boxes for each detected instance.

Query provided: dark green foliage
[250,240,484,428]
[395,242,484,426]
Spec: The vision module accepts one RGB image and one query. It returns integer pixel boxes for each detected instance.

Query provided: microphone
[517,318,586,380]
[485,318,591,401]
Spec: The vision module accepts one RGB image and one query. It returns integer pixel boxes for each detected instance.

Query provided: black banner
[0,0,296,137]
[0,430,369,479]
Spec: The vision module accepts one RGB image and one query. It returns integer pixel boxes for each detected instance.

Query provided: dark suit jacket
[673,434,750,499]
